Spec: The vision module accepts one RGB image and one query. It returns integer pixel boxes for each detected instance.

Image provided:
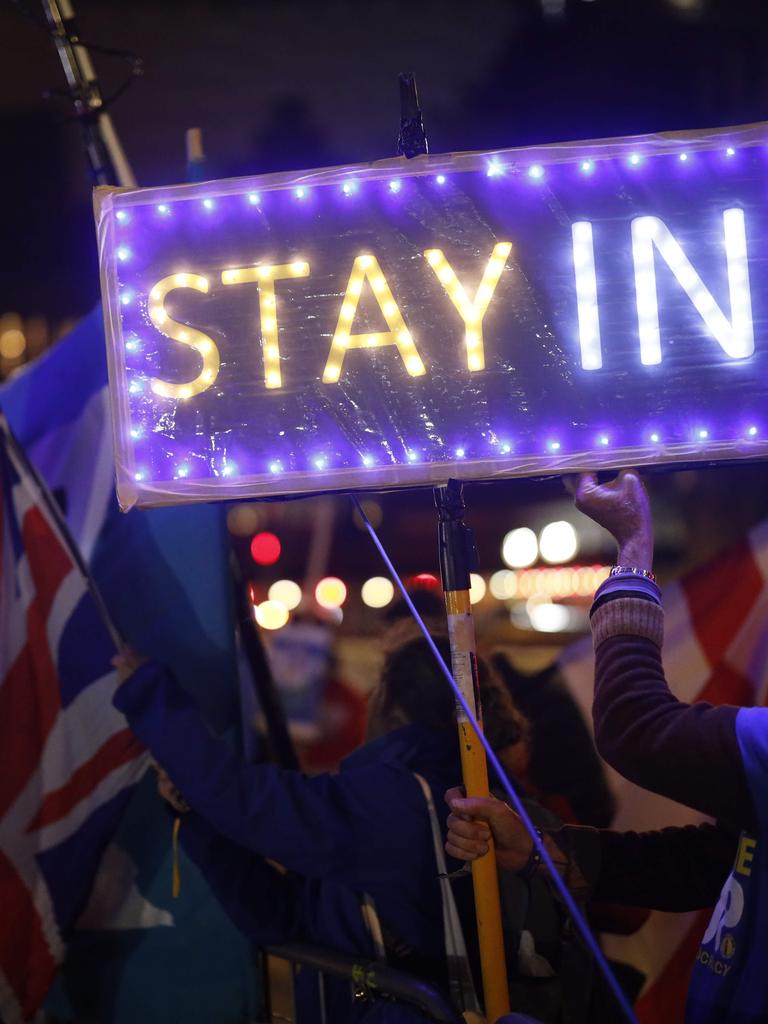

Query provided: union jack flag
[0,415,148,1023]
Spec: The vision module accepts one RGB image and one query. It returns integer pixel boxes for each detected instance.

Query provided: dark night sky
[3,0,768,320]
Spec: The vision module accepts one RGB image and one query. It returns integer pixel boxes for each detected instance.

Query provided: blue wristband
[592,572,661,610]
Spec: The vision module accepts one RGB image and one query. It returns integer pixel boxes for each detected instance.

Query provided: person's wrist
[617,533,653,572]
[491,834,533,874]
[517,828,543,880]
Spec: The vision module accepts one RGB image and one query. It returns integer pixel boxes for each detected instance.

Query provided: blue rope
[351,494,638,1024]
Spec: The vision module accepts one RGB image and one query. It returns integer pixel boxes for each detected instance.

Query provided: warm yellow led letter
[323,254,426,383]
[423,242,512,371]
[148,273,219,400]
[221,261,310,389]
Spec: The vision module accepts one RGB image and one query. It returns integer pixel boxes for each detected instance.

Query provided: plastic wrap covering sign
[95,123,768,509]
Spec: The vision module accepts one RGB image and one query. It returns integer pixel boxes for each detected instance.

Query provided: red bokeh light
[250,531,281,565]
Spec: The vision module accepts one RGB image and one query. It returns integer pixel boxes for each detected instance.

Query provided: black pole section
[397,72,428,158]
[0,412,123,650]
[42,0,137,186]
[231,560,300,771]
[434,479,478,592]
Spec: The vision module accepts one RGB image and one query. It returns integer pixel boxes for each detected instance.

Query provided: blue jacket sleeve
[180,813,304,943]
[114,661,424,884]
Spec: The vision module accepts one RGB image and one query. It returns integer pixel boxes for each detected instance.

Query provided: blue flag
[0,310,261,1023]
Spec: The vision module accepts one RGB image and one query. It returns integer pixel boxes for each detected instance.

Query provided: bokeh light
[527,599,571,633]
[315,576,347,609]
[250,531,281,565]
[502,527,538,568]
[227,504,262,536]
[353,498,384,530]
[539,521,579,563]
[254,600,289,630]
[469,573,487,604]
[489,569,517,599]
[361,576,395,608]
[268,579,302,610]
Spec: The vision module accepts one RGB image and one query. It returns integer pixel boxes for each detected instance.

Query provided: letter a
[323,254,426,383]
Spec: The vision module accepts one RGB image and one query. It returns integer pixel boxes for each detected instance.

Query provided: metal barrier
[263,942,464,1023]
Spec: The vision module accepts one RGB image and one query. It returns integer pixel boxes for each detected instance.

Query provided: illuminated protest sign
[95,124,768,509]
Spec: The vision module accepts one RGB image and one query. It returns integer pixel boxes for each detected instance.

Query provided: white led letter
[423,242,512,371]
[221,261,310,389]
[148,274,219,400]
[631,209,753,366]
[323,254,426,383]
[571,222,602,370]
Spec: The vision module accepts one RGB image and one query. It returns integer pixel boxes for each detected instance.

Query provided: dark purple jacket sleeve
[591,595,756,830]
[551,820,737,911]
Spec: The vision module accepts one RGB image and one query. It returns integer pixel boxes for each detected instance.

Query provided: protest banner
[95,122,768,509]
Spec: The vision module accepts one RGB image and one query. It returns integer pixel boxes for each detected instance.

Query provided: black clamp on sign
[434,479,479,593]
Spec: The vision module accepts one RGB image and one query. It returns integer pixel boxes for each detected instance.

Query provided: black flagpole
[42,0,138,187]
[0,412,123,649]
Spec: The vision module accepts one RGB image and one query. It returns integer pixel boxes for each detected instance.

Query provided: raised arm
[574,471,756,830]
[112,657,415,884]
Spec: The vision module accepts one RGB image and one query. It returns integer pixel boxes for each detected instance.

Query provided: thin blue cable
[351,494,638,1024]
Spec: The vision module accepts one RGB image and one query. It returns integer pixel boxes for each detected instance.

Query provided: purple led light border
[106,118,763,223]
[122,417,764,485]
[107,136,754,225]
[109,431,768,508]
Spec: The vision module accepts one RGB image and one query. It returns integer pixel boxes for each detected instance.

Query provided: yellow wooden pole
[436,481,510,1023]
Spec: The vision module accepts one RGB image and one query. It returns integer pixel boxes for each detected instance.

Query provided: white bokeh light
[502,527,538,568]
[315,577,347,609]
[255,600,289,630]
[469,574,487,604]
[539,521,579,564]
[361,576,395,609]
[268,579,302,611]
[489,569,516,599]
[526,598,571,632]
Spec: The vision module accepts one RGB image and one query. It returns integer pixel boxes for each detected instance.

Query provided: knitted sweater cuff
[590,596,664,649]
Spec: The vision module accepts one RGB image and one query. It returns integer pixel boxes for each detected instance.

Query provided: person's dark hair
[373,631,529,754]
[383,590,445,624]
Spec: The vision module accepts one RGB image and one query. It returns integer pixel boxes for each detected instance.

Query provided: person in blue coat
[113,626,529,1023]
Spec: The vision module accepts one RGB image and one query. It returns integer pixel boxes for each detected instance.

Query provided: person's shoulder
[342,723,441,765]
[338,726,453,803]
